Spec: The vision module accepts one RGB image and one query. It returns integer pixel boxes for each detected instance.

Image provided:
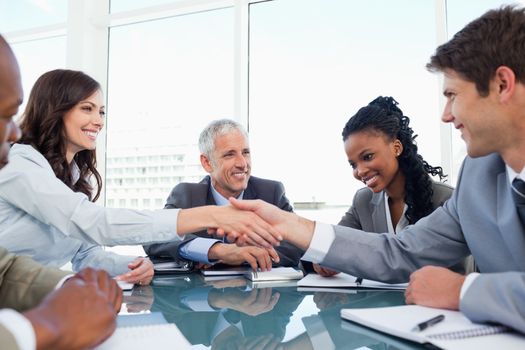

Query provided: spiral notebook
[95,312,191,349]
[340,305,525,350]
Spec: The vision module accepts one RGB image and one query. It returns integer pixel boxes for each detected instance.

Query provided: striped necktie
[511,178,525,224]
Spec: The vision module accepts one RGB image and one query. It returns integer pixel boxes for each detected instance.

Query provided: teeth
[363,175,378,185]
[83,130,98,138]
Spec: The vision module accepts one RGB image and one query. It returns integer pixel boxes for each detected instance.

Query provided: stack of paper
[297,273,407,291]
[244,267,304,282]
[96,312,191,349]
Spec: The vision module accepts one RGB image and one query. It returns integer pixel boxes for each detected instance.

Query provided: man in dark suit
[145,119,303,270]
[226,6,525,334]
[0,35,121,350]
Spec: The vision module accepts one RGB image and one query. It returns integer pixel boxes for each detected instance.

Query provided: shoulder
[165,177,210,208]
[248,176,284,191]
[7,144,51,170]
[353,187,374,204]
[461,153,504,175]
[430,180,454,206]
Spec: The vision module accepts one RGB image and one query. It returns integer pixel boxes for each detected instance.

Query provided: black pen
[411,314,445,332]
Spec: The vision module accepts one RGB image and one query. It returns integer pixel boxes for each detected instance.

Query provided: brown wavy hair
[18,69,102,201]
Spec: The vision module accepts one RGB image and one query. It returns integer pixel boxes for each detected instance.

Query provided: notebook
[340,305,525,350]
[297,272,407,290]
[244,267,304,281]
[200,265,251,276]
[95,312,190,349]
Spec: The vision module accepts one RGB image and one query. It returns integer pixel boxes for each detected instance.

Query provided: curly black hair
[341,96,446,224]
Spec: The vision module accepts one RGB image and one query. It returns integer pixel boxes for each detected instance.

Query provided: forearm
[177,206,218,234]
[460,272,525,333]
[280,212,315,251]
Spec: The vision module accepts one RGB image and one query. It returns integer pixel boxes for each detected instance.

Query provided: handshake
[205,198,315,252]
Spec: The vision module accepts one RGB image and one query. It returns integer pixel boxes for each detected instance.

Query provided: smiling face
[63,89,105,163]
[201,129,251,198]
[0,39,23,168]
[441,69,504,158]
[344,130,403,194]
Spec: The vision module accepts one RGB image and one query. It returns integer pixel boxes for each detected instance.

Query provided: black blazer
[144,175,303,266]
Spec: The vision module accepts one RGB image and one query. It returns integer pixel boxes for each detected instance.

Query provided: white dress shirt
[0,144,180,276]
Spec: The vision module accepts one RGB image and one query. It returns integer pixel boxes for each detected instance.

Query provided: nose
[235,153,248,169]
[7,120,21,143]
[93,113,104,129]
[441,100,454,123]
[353,163,367,180]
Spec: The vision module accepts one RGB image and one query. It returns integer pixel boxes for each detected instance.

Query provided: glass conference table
[122,272,430,350]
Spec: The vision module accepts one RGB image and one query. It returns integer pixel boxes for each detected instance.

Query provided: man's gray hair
[198,119,249,159]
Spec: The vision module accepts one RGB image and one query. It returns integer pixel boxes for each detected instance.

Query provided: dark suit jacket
[144,176,303,267]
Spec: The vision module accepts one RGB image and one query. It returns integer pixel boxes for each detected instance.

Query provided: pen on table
[411,314,445,332]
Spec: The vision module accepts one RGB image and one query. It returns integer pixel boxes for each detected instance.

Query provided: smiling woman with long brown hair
[0,69,281,284]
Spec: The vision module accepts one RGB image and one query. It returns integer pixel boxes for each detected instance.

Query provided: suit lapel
[371,192,389,232]
[496,170,525,270]
[243,181,256,200]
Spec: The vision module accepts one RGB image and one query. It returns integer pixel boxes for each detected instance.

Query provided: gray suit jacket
[0,246,69,349]
[338,180,453,231]
[322,154,525,333]
[144,176,303,267]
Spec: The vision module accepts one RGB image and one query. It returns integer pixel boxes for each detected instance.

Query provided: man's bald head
[0,35,23,167]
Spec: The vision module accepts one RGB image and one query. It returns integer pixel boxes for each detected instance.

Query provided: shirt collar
[506,164,525,184]
[210,183,244,206]
[71,160,81,184]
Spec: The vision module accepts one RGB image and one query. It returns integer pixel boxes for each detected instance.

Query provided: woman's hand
[116,257,154,285]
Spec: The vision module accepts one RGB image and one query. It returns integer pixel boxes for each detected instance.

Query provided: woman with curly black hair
[314,96,454,277]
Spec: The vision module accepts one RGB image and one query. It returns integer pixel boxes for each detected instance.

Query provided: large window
[0,0,67,32]
[249,0,439,222]
[10,36,67,114]
[106,8,234,211]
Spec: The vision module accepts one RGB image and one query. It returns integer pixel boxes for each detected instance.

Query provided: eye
[444,91,456,101]
[81,105,93,112]
[363,153,374,161]
[100,110,106,118]
[348,161,356,169]
[243,150,250,156]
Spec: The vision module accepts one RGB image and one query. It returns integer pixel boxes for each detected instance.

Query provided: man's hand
[116,257,154,285]
[24,268,122,350]
[209,288,280,316]
[208,243,279,271]
[405,266,466,310]
[313,263,339,277]
[124,285,154,313]
[225,198,315,250]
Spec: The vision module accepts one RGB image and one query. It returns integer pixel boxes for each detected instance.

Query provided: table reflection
[125,274,427,350]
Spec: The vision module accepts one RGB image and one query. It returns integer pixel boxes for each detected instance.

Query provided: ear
[494,66,516,103]
[393,139,403,157]
[200,154,213,173]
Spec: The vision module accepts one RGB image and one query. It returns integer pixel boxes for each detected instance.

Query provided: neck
[66,149,75,164]
[385,171,405,202]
